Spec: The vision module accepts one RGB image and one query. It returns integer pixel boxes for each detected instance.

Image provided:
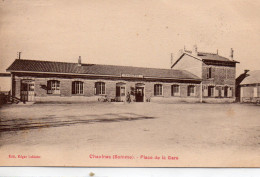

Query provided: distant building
[0,73,11,105]
[235,69,250,102]
[239,70,260,103]
[171,46,239,103]
[0,73,11,92]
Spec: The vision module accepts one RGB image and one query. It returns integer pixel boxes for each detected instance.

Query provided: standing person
[126,92,131,103]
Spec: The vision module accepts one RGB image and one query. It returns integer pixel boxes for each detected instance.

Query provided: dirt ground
[0,102,260,167]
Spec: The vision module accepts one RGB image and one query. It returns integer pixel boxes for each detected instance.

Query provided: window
[47,80,60,94]
[229,87,233,97]
[171,85,180,96]
[95,82,105,95]
[224,86,228,98]
[208,86,214,97]
[72,81,83,95]
[254,87,257,97]
[154,84,163,96]
[187,85,195,96]
[206,67,212,79]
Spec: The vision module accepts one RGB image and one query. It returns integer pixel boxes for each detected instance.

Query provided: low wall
[35,96,103,103]
[150,96,200,103]
[241,97,260,103]
[202,97,236,103]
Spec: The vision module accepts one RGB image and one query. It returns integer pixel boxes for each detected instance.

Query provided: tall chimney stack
[230,48,234,59]
[78,56,82,66]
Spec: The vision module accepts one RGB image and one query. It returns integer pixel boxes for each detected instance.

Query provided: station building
[6,46,239,103]
[6,58,202,103]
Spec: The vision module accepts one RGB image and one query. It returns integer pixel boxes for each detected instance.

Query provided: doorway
[116,83,126,102]
[135,87,144,102]
[21,80,35,102]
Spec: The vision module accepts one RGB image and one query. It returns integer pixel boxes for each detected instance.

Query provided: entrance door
[21,80,35,102]
[116,84,126,102]
[135,87,144,102]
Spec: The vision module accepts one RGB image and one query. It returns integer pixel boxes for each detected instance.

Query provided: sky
[0,0,260,76]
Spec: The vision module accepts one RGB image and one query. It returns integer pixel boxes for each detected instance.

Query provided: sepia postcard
[0,0,260,167]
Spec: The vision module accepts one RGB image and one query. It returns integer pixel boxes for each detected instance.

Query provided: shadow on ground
[0,113,155,132]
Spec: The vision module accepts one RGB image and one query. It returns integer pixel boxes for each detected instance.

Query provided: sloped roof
[184,50,238,62]
[240,70,260,85]
[6,59,201,80]
[172,50,239,68]
[198,52,238,62]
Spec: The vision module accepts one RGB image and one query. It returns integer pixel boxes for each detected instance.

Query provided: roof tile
[7,59,201,80]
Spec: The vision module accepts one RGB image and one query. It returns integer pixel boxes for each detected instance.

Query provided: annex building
[6,47,239,103]
[171,46,239,103]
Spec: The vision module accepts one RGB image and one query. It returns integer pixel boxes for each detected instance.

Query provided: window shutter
[254,87,257,97]
[221,87,224,97]
[227,87,231,97]
[203,86,208,97]
[194,86,197,96]
[214,87,218,97]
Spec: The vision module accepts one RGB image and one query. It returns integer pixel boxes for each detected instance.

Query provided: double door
[21,80,35,102]
[116,86,126,102]
[135,87,144,102]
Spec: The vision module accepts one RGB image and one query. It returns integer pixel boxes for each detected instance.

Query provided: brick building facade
[7,59,201,103]
[6,46,239,103]
[171,46,239,103]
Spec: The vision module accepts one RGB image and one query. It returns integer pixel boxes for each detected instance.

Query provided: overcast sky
[0,0,260,75]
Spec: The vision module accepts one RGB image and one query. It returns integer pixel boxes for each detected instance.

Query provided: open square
[0,102,259,167]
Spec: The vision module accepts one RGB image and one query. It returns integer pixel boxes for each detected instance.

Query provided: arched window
[47,80,60,94]
[171,85,180,96]
[72,81,84,95]
[154,84,163,96]
[95,82,105,95]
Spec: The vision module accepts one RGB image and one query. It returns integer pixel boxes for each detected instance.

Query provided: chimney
[192,45,198,55]
[17,52,22,59]
[216,49,218,55]
[230,48,234,59]
[78,56,82,66]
